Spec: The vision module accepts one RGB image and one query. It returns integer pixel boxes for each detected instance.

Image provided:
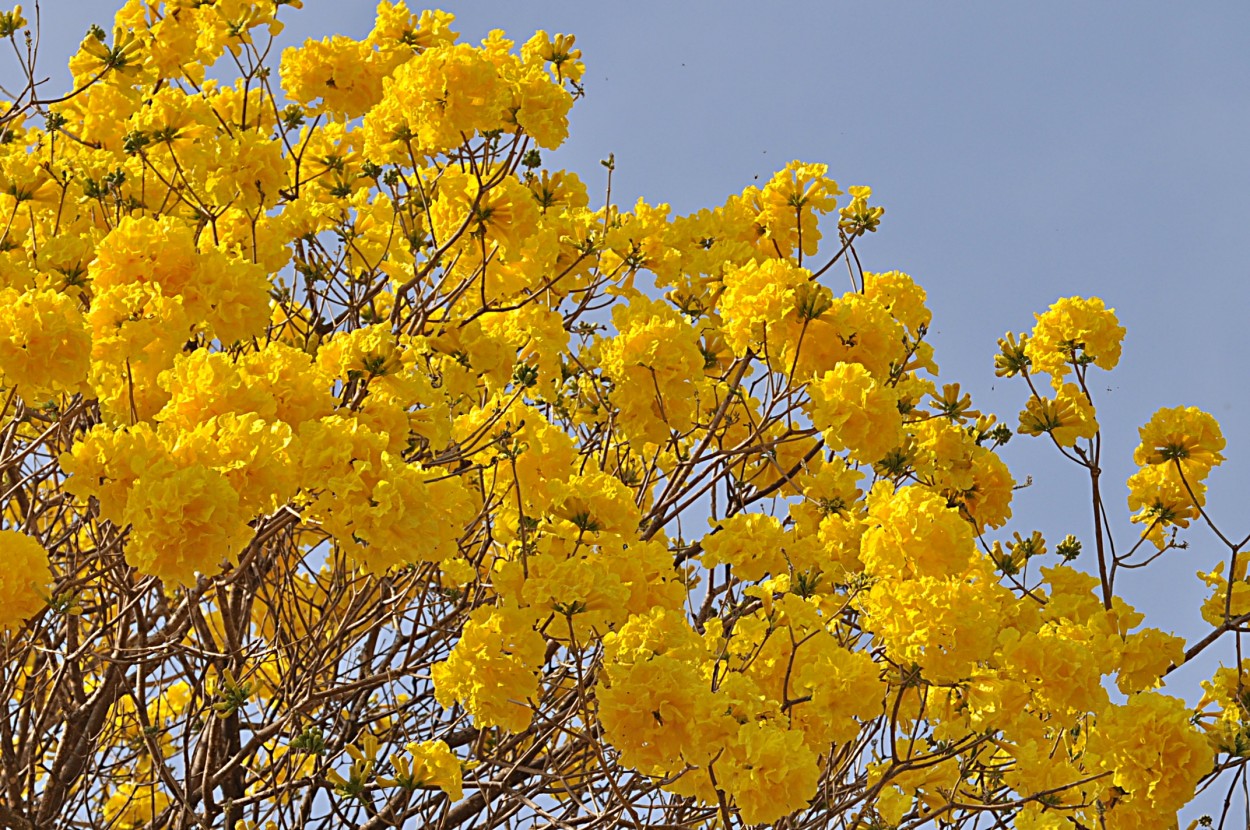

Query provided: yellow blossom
[0,530,51,631]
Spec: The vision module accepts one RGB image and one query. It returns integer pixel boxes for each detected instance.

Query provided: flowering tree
[0,2,1245,829]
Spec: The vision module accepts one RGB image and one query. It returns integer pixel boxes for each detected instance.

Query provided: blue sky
[12,0,1250,820]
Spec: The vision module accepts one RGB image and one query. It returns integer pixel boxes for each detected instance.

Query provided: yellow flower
[838,184,884,234]
[432,605,545,732]
[1088,692,1212,821]
[955,448,1015,532]
[700,513,788,582]
[72,25,144,84]
[102,782,171,830]
[393,740,463,800]
[429,168,541,255]
[0,530,51,631]
[367,5,457,54]
[522,30,584,83]
[1026,296,1125,388]
[717,257,808,355]
[547,471,639,538]
[156,349,276,432]
[597,608,723,775]
[123,463,254,586]
[1116,627,1184,694]
[60,423,169,523]
[361,42,510,161]
[0,6,26,38]
[237,341,335,427]
[0,287,92,402]
[280,35,386,119]
[859,564,1010,685]
[1017,382,1099,447]
[806,362,903,465]
[1133,405,1225,476]
[993,331,1030,378]
[597,650,722,776]
[719,721,820,825]
[861,482,978,581]
[930,382,980,423]
[596,294,705,446]
[752,160,841,258]
[863,270,930,337]
[1126,463,1203,550]
[315,324,403,383]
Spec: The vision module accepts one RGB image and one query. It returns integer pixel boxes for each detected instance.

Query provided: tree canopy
[0,2,1244,829]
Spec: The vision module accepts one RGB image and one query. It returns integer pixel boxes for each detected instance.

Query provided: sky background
[10,1,1250,822]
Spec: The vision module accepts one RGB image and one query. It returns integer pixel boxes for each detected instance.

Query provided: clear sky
[12,0,1250,820]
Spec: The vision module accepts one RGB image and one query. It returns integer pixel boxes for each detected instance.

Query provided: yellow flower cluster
[0,530,50,631]
[806,362,903,465]
[0,288,92,402]
[433,605,546,732]
[1025,295,1126,387]
[1129,405,1225,550]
